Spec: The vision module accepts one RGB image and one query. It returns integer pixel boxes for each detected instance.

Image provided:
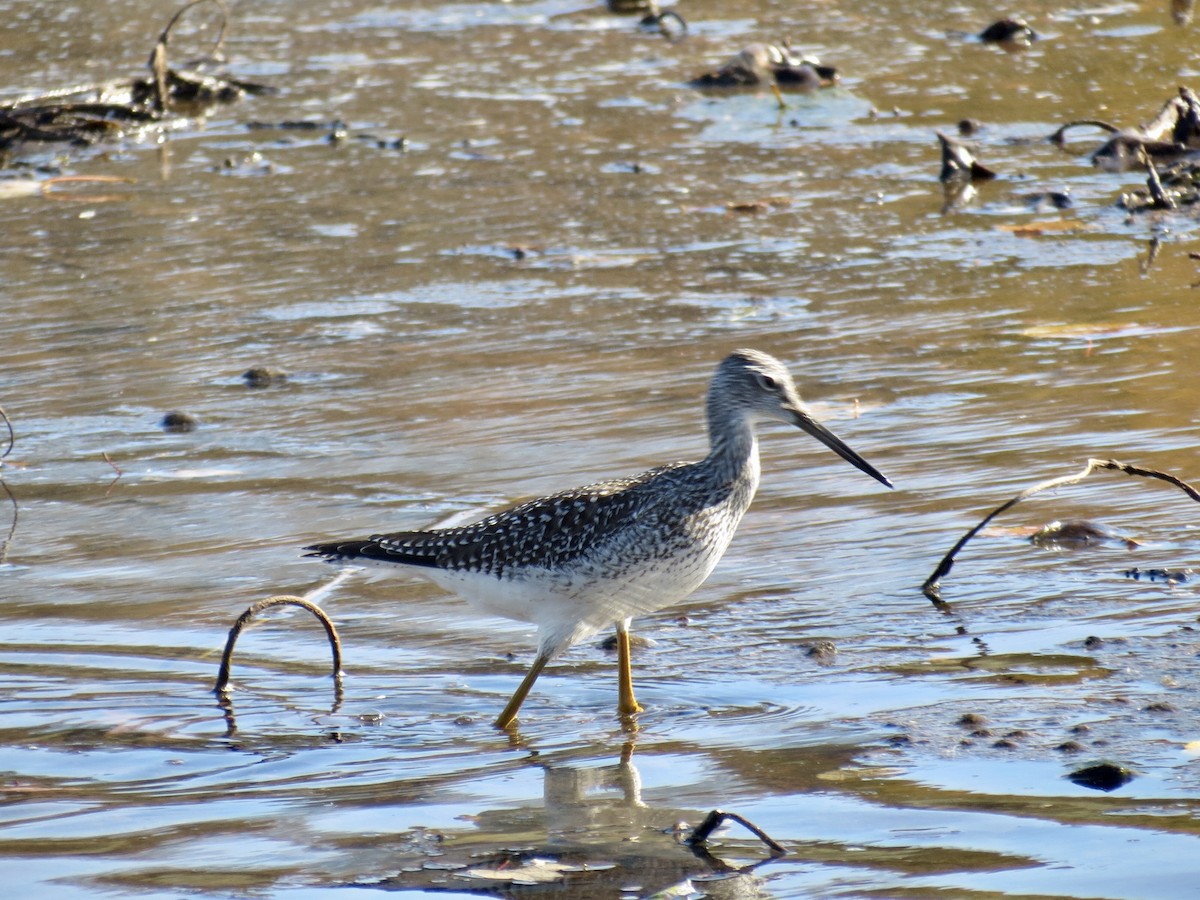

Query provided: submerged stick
[42,175,137,203]
[214,568,357,693]
[0,405,12,459]
[686,809,786,856]
[922,458,1200,603]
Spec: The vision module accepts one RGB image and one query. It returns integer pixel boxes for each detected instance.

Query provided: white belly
[406,503,744,658]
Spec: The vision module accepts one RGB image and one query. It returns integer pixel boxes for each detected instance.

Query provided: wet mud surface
[3,0,1200,898]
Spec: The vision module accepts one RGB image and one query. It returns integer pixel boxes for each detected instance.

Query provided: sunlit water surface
[3,0,1200,897]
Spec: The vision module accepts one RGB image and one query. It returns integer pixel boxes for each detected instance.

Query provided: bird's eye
[755,373,779,391]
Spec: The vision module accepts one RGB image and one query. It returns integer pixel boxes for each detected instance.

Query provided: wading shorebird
[305,349,891,729]
[688,43,839,90]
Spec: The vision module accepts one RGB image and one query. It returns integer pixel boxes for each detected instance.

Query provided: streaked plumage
[305,349,891,728]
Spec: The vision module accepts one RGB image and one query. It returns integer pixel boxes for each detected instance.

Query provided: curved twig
[158,0,229,58]
[1048,119,1120,146]
[686,808,786,856]
[148,0,230,111]
[102,452,124,496]
[214,595,344,693]
[923,459,1200,603]
[650,9,688,41]
[0,405,12,459]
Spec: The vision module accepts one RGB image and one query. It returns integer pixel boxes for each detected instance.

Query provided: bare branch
[0,405,12,460]
[687,808,786,856]
[214,594,344,694]
[923,459,1200,602]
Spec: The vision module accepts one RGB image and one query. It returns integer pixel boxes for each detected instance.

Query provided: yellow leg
[616,621,644,717]
[771,82,786,111]
[494,653,549,730]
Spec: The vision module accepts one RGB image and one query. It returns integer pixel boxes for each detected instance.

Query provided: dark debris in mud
[1043,87,1200,216]
[242,367,289,389]
[1124,566,1192,583]
[979,18,1039,49]
[159,411,199,433]
[1121,158,1200,212]
[349,808,783,897]
[859,620,1200,802]
[1082,88,1200,172]
[1068,762,1135,792]
[804,639,838,664]
[942,85,1200,218]
[937,130,997,183]
[245,118,411,151]
[1029,519,1140,550]
[0,0,272,162]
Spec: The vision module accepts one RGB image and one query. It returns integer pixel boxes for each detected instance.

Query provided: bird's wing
[305,463,693,576]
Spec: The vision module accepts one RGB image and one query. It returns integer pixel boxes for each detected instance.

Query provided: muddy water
[3,0,1200,897]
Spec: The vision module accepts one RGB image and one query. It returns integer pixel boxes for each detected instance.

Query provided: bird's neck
[704,402,761,490]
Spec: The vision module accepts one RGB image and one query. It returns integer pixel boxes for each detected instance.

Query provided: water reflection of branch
[923,458,1200,604]
[1139,235,1162,276]
[102,452,124,495]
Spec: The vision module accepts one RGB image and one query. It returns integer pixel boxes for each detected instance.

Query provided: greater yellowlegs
[305,349,891,729]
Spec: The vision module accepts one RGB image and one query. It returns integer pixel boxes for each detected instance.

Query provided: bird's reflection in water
[364,740,783,898]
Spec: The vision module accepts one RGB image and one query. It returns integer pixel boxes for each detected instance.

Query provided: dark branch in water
[1047,119,1119,146]
[1,0,270,155]
[922,459,1200,603]
[158,0,230,60]
[686,809,786,856]
[644,9,687,42]
[0,405,12,460]
[215,595,344,694]
[1139,147,1176,210]
[1052,89,1200,176]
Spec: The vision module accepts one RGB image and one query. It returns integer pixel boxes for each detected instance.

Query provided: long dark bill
[791,407,893,489]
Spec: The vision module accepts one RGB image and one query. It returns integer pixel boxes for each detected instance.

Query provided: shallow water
[3,0,1200,897]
